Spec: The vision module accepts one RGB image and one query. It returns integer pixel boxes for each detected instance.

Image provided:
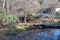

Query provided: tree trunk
[24,13,27,23]
[3,0,5,8]
[5,0,9,12]
[50,4,56,22]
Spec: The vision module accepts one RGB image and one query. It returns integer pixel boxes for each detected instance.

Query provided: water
[41,13,51,18]
[33,29,60,40]
[9,29,60,40]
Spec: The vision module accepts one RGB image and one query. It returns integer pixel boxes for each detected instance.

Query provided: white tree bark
[3,0,5,8]
[2,0,9,12]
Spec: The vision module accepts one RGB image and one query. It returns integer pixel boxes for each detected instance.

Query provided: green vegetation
[0,6,27,36]
[38,0,44,4]
[0,30,5,36]
[49,22,60,26]
[9,0,17,5]
[42,20,49,22]
[2,14,19,25]
[0,0,60,39]
[55,12,60,18]
[29,14,42,21]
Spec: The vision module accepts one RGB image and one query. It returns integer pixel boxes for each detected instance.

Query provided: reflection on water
[9,29,60,40]
[34,29,60,40]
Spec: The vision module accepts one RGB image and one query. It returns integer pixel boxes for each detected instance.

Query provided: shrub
[2,14,19,28]
[29,14,42,21]
[0,13,2,21]
[5,29,18,36]
[5,27,27,36]
[0,7,6,14]
[0,30,5,36]
[29,16,34,21]
[0,10,19,29]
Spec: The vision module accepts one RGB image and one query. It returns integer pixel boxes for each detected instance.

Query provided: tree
[2,0,9,12]
[11,0,40,23]
[42,0,58,22]
[3,0,5,8]
[6,0,9,12]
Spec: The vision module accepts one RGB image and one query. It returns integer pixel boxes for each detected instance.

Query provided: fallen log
[26,24,60,30]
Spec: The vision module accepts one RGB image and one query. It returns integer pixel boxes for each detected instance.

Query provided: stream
[9,29,60,40]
